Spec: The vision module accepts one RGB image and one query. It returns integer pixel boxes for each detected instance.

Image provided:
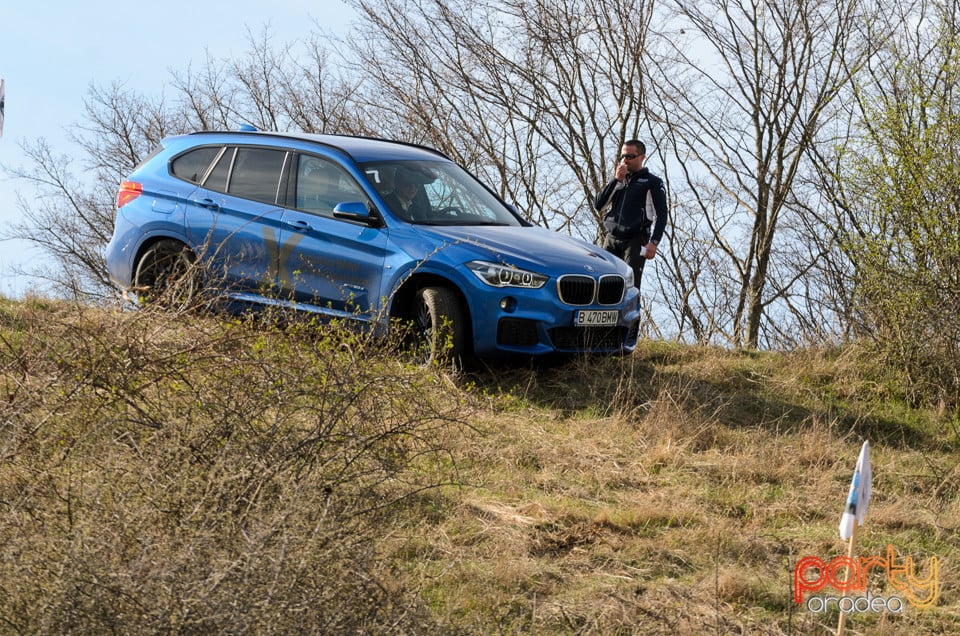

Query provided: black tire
[412,286,466,367]
[132,240,198,309]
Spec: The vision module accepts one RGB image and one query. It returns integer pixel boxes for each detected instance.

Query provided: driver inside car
[383,167,429,221]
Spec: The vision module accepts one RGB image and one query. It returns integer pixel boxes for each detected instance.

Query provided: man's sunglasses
[618,153,640,161]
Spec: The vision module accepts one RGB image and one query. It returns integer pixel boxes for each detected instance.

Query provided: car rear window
[171,146,222,184]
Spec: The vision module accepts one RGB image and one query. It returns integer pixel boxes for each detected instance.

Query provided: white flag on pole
[839,441,871,540]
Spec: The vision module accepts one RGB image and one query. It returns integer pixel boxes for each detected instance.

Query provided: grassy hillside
[1,297,957,634]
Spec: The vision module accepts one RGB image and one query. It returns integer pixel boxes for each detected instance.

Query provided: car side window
[226,147,288,205]
[203,147,234,193]
[295,155,370,218]
[171,146,222,184]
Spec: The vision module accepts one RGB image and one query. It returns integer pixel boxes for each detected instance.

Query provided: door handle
[285,219,313,232]
[191,198,220,211]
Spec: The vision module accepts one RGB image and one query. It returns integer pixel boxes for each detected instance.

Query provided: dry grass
[1,297,959,634]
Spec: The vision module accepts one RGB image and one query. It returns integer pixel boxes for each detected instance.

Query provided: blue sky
[0,0,355,297]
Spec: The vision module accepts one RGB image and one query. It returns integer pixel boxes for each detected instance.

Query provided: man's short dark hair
[624,139,646,155]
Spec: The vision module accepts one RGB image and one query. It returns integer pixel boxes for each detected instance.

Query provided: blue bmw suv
[105,130,640,361]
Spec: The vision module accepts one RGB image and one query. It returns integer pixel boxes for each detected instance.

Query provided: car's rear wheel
[132,239,198,309]
[411,286,466,367]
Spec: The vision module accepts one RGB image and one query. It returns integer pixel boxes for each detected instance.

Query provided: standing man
[594,139,668,290]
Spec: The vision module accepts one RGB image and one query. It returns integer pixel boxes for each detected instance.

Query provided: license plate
[575,310,619,326]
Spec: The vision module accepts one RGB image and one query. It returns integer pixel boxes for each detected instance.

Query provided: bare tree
[1,84,168,300]
[346,0,658,240]
[648,0,883,348]
[168,28,365,135]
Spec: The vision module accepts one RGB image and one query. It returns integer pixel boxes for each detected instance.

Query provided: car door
[277,153,388,319]
[183,145,288,300]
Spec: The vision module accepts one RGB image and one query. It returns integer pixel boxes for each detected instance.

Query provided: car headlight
[624,267,635,288]
[466,261,548,289]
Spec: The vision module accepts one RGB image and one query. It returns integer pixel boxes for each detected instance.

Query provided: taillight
[117,181,143,208]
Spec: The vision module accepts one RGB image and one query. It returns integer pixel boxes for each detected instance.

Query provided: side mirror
[333,201,381,226]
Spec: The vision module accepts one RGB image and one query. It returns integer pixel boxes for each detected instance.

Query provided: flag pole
[836,440,870,636]
[836,518,858,636]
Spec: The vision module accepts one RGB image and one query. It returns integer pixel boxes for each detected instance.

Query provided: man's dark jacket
[594,167,668,243]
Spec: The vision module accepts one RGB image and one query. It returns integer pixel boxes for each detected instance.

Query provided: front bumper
[467,279,641,357]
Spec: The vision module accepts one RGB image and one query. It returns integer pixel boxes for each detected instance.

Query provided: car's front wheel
[132,239,198,309]
[411,286,466,367]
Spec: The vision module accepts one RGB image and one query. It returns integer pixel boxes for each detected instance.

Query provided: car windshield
[360,159,522,226]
